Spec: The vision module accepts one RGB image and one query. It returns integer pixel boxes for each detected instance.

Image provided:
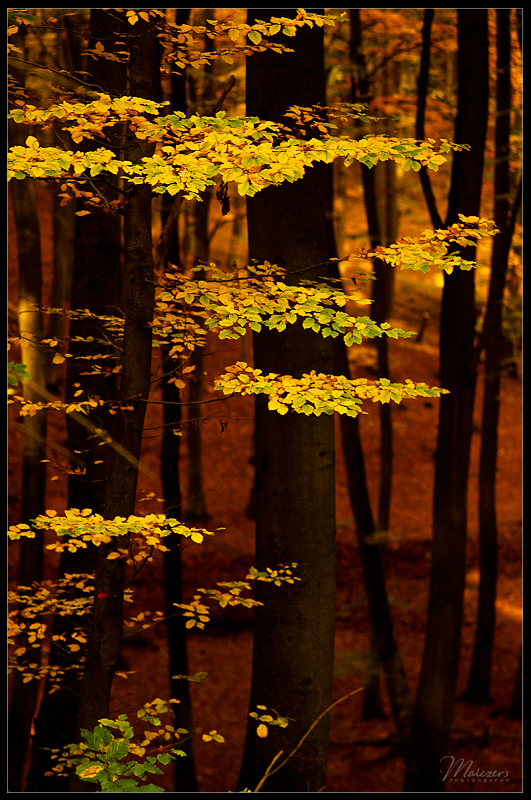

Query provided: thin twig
[253,687,364,792]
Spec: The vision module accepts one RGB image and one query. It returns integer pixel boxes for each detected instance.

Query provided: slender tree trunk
[351,13,398,525]
[349,8,398,717]
[186,191,213,522]
[462,8,518,705]
[334,324,412,745]
[160,351,198,790]
[404,11,489,791]
[416,9,444,230]
[27,13,128,789]
[237,12,336,792]
[71,19,160,789]
[157,13,198,790]
[8,160,47,796]
[8,29,48,782]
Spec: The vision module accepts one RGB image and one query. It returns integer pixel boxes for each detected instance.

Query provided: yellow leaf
[46,509,58,517]
[52,353,66,364]
[106,551,121,560]
[256,723,268,738]
[75,210,91,217]
[78,765,104,779]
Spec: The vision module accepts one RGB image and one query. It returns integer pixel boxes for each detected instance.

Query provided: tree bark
[348,9,398,719]
[415,9,444,230]
[157,11,198,791]
[8,27,48,786]
[333,329,412,745]
[8,154,47,796]
[26,10,127,789]
[462,8,518,705]
[186,193,213,522]
[71,17,160,789]
[237,11,336,792]
[404,11,489,791]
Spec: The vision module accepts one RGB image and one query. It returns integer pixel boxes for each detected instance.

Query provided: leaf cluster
[156,262,411,349]
[215,362,449,418]
[174,563,300,629]
[249,705,290,739]
[48,713,179,792]
[8,509,214,557]
[8,105,468,208]
[367,215,498,273]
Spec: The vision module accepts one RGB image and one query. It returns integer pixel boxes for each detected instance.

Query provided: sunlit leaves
[48,710,183,791]
[157,263,413,347]
[202,731,225,743]
[8,96,470,208]
[173,563,300,629]
[8,510,214,557]
[250,706,289,739]
[214,362,449,418]
[364,215,498,273]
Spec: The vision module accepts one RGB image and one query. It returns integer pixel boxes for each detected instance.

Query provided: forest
[7,8,522,793]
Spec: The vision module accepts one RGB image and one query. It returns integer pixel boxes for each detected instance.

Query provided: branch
[415,10,443,229]
[253,687,364,791]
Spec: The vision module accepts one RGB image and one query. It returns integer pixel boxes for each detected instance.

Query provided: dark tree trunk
[185,192,213,522]
[404,11,489,791]
[350,9,396,536]
[415,9,444,230]
[161,368,198,792]
[8,138,47,796]
[158,11,198,791]
[8,28,48,786]
[462,8,519,705]
[334,335,412,745]
[348,9,397,719]
[237,11,336,793]
[26,12,127,790]
[71,17,160,789]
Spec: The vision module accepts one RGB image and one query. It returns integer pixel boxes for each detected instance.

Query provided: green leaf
[106,738,130,761]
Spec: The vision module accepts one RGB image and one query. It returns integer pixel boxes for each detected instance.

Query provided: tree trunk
[8,28,48,784]
[186,193,213,522]
[161,361,198,791]
[157,12,198,790]
[71,17,160,788]
[415,9,444,230]
[27,12,127,789]
[461,8,518,705]
[237,12,336,792]
[349,9,398,717]
[404,11,489,791]
[334,333,412,745]
[8,158,47,796]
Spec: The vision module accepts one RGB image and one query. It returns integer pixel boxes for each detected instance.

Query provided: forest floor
[8,186,522,792]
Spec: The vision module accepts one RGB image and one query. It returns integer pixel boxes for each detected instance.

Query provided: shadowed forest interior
[8,8,521,793]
